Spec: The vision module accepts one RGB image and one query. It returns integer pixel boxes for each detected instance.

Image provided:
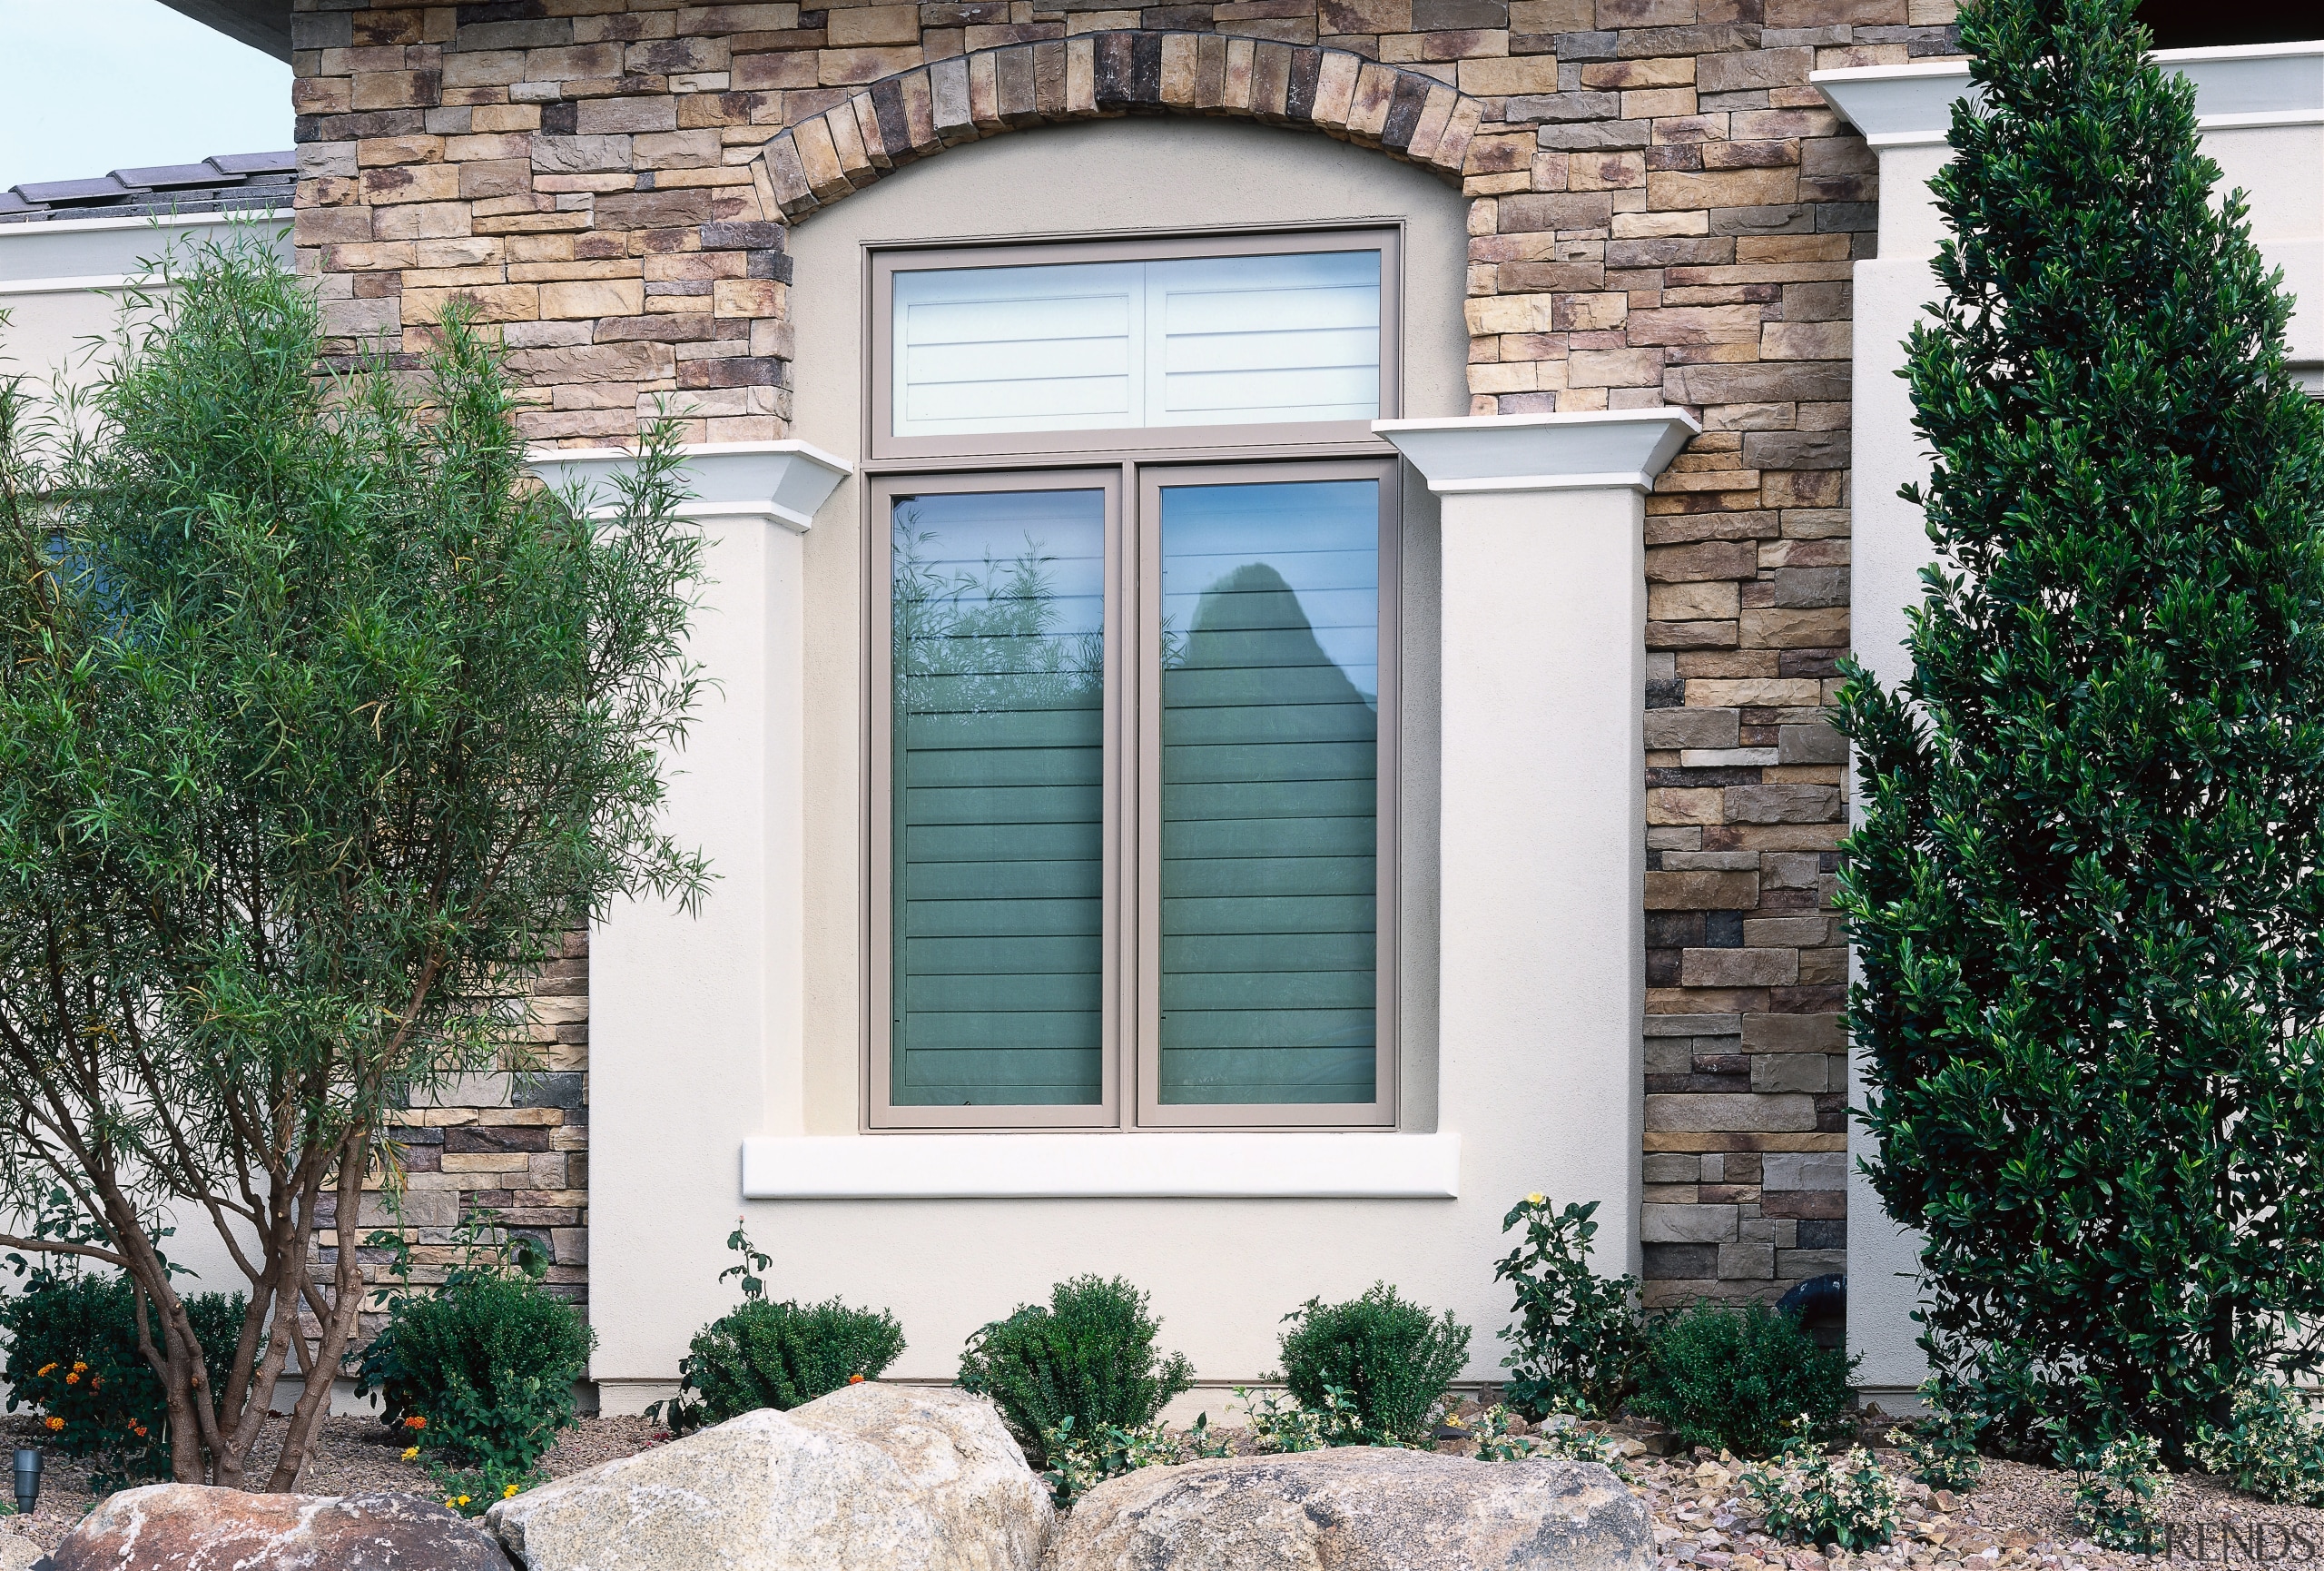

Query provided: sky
[0,0,292,191]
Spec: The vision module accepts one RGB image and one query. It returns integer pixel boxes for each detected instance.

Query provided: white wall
[0,208,294,1313]
[0,211,350,1416]
[0,212,289,423]
[585,117,1661,1416]
[1821,42,2324,1404]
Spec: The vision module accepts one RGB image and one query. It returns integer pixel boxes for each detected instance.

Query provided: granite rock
[43,1485,514,1570]
[1048,1447,1653,1571]
[486,1380,1053,1571]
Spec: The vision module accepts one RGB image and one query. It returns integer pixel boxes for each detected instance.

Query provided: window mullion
[1125,459,1152,1131]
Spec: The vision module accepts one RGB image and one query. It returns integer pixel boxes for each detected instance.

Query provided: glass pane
[891,489,1106,1106]
[1146,252,1382,428]
[1157,479,1379,1105]
[891,251,1380,439]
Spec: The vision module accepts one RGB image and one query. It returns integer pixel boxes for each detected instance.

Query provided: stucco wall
[0,213,288,421]
[586,117,1527,1412]
[0,211,290,1318]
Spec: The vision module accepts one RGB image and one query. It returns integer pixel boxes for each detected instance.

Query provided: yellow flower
[402,1447,419,1461]
[457,1496,471,1507]
[44,1416,64,1431]
[502,1484,518,1498]
[444,1499,457,1510]
[1525,1192,1545,1206]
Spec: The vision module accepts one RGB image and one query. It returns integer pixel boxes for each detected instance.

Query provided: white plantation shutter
[892,250,1381,438]
[1146,252,1384,426]
[893,262,1139,434]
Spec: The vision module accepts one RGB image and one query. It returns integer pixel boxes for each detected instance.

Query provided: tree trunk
[267,1127,373,1492]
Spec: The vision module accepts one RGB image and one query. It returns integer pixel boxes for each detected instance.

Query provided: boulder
[0,1531,44,1571]
[1048,1448,1653,1571]
[44,1485,515,1570]
[485,1381,1053,1571]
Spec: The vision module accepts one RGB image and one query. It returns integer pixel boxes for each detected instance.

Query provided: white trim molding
[1373,408,1700,494]
[1815,41,2324,150]
[527,439,852,530]
[741,1131,1462,1200]
[0,274,135,298]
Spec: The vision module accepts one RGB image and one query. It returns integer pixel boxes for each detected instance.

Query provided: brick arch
[755,31,1487,221]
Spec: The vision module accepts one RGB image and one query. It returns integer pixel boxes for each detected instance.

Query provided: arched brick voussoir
[756,31,1490,222]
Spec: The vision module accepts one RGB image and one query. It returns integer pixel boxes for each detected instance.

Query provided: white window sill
[739,1131,1461,1200]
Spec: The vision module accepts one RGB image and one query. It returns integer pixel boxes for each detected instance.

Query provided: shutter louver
[891,489,1108,1106]
[892,250,1380,438]
[1156,479,1381,1105]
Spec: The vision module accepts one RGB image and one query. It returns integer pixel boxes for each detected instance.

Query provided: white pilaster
[525,439,848,1398]
[1375,409,1696,1276]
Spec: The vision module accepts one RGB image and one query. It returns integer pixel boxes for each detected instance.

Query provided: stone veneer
[291,0,1961,1321]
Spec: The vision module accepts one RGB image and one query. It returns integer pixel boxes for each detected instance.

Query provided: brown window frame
[866,467,1128,1131]
[1134,459,1400,1129]
[862,228,1407,1134]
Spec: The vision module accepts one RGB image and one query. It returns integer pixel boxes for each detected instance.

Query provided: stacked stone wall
[290,0,1962,1321]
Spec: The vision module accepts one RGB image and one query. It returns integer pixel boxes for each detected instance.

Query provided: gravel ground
[1624,1440,2324,1571]
[5,1403,2319,1565]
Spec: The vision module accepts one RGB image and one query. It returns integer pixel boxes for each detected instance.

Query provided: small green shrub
[958,1276,1193,1467]
[1887,1378,1986,1491]
[1745,1423,1899,1551]
[2193,1382,2324,1505]
[0,1265,246,1489]
[1276,1283,1471,1446]
[1039,1414,1229,1508]
[2063,1434,2166,1553]
[1236,1382,1364,1453]
[1494,1193,1646,1421]
[683,1299,905,1425]
[1632,1302,1854,1457]
[646,1221,905,1436]
[1526,1418,1635,1477]
[1456,1408,1633,1477]
[350,1209,593,1507]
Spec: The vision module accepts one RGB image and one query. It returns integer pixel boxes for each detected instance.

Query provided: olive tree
[0,235,707,1488]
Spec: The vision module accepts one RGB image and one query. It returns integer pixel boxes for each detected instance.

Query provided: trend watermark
[2161,1522,2324,1562]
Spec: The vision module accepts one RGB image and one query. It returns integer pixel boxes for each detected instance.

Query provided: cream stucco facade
[539,119,1697,1413]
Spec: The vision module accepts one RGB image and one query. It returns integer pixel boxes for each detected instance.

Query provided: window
[865,228,1403,1131]
[869,229,1402,459]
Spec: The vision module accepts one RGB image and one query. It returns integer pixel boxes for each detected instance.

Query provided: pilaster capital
[1373,409,1699,496]
[527,439,853,532]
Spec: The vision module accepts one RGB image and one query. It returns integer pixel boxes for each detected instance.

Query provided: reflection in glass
[1157,480,1380,1104]
[891,490,1105,1106]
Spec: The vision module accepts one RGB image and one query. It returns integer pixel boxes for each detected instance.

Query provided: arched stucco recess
[753,31,1487,221]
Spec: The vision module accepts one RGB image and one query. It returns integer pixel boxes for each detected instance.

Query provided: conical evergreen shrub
[1836,0,2324,1458]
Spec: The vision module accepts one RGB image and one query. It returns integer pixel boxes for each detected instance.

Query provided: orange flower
[35,1363,55,1377]
[404,1415,428,1430]
[71,1362,86,1373]
[130,1424,148,1439]
[848,1374,865,1385]
[64,1371,78,1385]
[44,1416,64,1431]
